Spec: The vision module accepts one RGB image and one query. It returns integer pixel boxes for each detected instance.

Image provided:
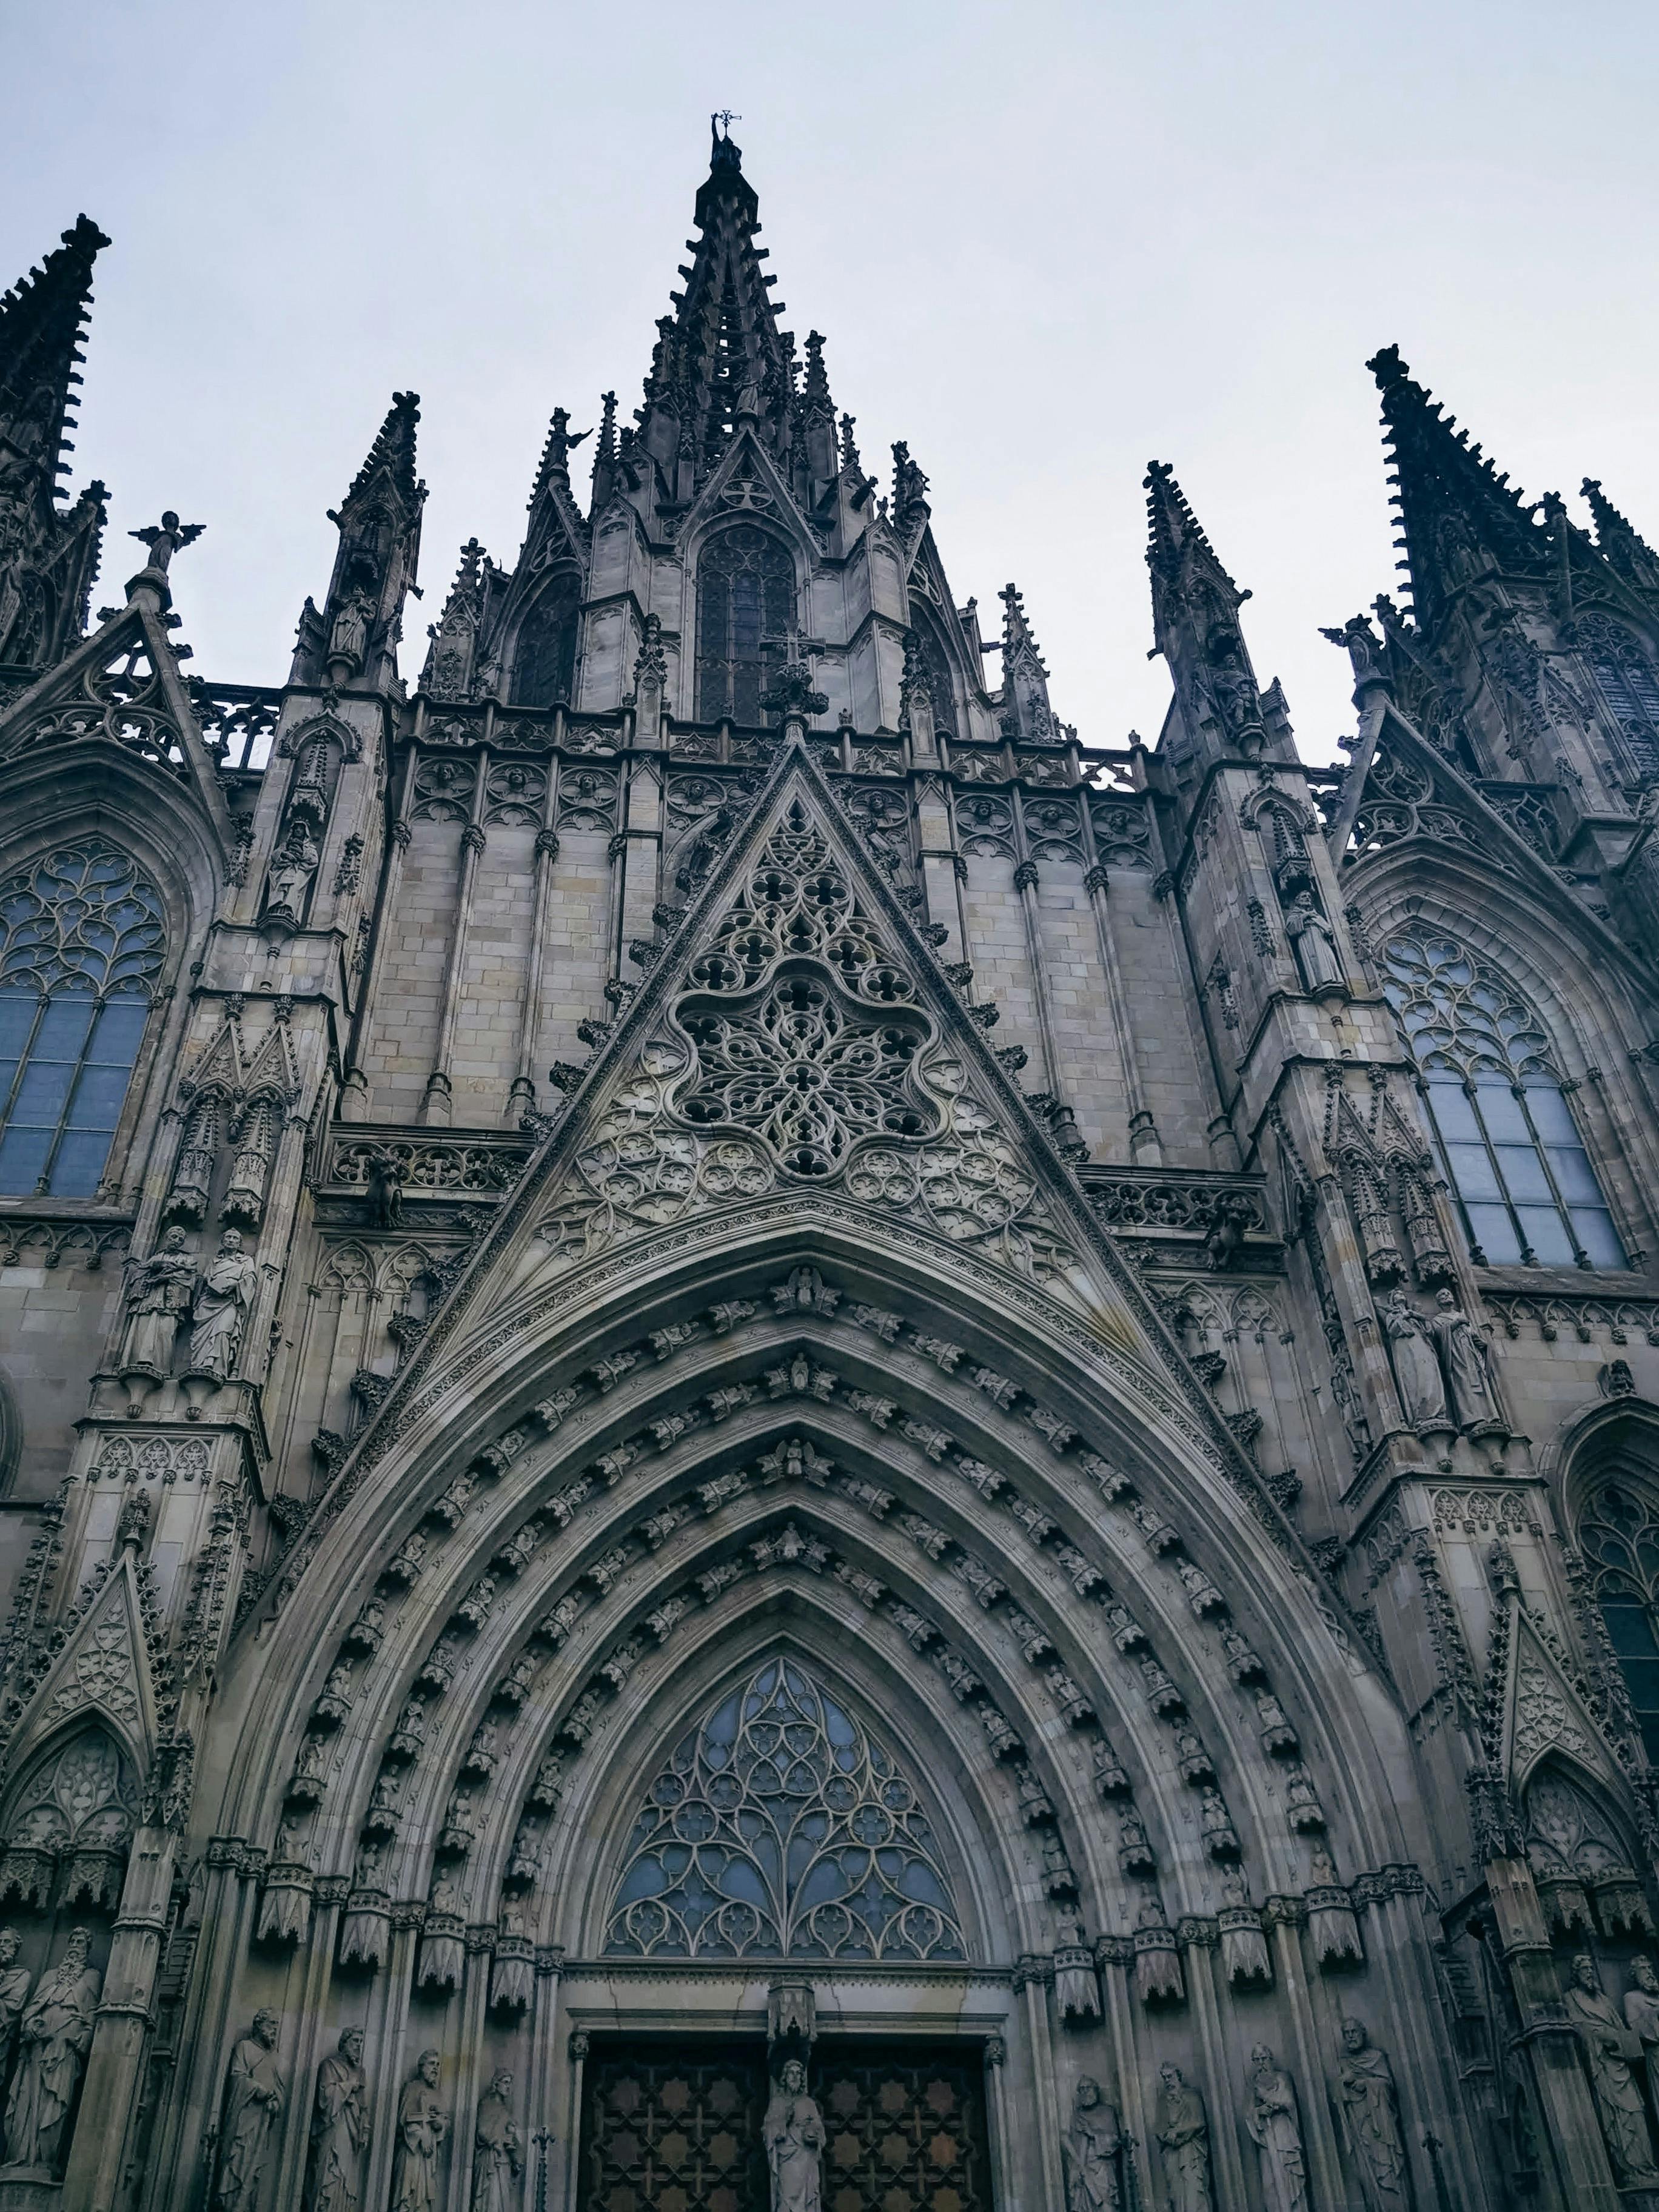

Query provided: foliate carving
[531,799,1078,1283]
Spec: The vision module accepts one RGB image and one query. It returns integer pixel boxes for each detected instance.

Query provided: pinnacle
[1142,461,1238,589]
[999,583,1048,671]
[343,390,423,511]
[0,212,110,497]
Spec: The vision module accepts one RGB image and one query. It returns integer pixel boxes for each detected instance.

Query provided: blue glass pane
[1523,1084,1579,1143]
[1572,1209,1627,1270]
[1426,1082,1481,1143]
[87,999,147,1065]
[64,1063,129,1128]
[1517,1207,1575,1265]
[1445,1143,1502,1202]
[1495,1145,1552,1204]
[1473,1080,1529,1142]
[1601,1603,1659,1660]
[1546,1147,1603,1204]
[1467,1203,1520,1263]
[30,999,96,1060]
[9,1057,76,1127]
[0,1127,51,1193]
[0,993,39,1060]
[48,1128,112,1198]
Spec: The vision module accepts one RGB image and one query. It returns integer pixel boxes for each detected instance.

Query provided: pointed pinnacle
[343,390,423,511]
[1142,461,1238,589]
[999,583,1048,671]
[802,330,833,411]
[0,213,110,490]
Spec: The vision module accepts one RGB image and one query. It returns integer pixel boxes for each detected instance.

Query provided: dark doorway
[575,2036,994,2212]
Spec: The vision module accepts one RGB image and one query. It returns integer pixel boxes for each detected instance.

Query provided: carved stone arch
[677,427,824,585]
[525,1601,1021,1965]
[1353,872,1653,1269]
[274,708,361,766]
[1559,1404,1659,1766]
[320,1239,377,1295]
[504,567,583,710]
[224,1234,1407,1962]
[906,595,963,742]
[0,1720,139,1917]
[690,517,802,725]
[1520,1753,1652,1943]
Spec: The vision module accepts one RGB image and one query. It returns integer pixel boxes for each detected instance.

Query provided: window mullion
[1467,1075,1535,1265]
[1513,1083,1592,1269]
[37,996,99,1198]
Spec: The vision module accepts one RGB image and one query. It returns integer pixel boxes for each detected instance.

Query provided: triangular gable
[1501,1607,1621,1795]
[677,424,823,562]
[7,1555,158,1780]
[344,741,1279,1441]
[1327,692,1648,988]
[0,595,234,846]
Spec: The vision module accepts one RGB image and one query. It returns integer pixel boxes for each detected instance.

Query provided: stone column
[423,752,488,1125]
[1078,794,1162,1162]
[511,752,564,1124]
[341,745,418,1122]
[63,1823,179,2210]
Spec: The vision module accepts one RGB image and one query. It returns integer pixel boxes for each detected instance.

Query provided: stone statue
[189,1228,259,1380]
[266,820,321,920]
[1429,1288,1503,1432]
[471,2068,523,2212]
[2,1924,100,2175]
[119,1225,196,1375]
[1336,2018,1413,2209]
[1062,2076,1122,2212]
[1624,1956,1659,2116]
[1285,890,1345,996]
[764,2056,823,2212]
[1154,2064,1213,2212]
[1245,2045,1308,2212]
[214,2011,285,2212]
[390,2049,446,2212]
[1382,1291,1451,1433]
[128,510,204,575]
[306,2026,367,2212]
[0,1929,30,2089]
[329,589,375,672]
[1564,1953,1659,2186]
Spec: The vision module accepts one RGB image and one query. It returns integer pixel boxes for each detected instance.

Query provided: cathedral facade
[1,121,1659,2210]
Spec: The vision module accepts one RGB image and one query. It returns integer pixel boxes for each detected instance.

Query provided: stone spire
[634,119,800,504]
[292,391,426,688]
[1366,344,1551,628]
[997,582,1055,743]
[1581,475,1659,603]
[1144,459,1267,772]
[420,535,488,701]
[0,213,111,668]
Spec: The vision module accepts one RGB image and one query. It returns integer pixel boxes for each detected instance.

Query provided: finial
[128,511,204,578]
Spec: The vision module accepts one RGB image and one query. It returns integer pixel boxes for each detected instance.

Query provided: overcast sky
[7,1,1655,762]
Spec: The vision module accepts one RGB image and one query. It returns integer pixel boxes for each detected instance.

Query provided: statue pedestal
[0,2167,61,2211]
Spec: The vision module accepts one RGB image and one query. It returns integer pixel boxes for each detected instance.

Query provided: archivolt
[223,1230,1418,1981]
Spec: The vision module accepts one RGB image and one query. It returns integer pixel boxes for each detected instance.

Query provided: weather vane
[712,109,741,136]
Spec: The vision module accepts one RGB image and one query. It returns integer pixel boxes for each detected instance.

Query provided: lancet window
[694,524,795,724]
[1577,1478,1659,1762]
[604,1655,965,1962]
[1577,613,1659,782]
[908,606,959,742]
[510,572,581,709]
[0,842,165,1198]
[1379,927,1623,1270]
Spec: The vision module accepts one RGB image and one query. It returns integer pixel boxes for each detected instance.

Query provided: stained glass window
[1577,613,1659,782]
[604,1656,965,1960]
[511,572,581,708]
[1380,928,1623,1270]
[1578,1482,1659,1763]
[694,525,795,724]
[0,842,164,1198]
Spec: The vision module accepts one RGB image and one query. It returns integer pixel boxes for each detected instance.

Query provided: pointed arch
[694,521,796,722]
[906,599,960,742]
[509,569,582,709]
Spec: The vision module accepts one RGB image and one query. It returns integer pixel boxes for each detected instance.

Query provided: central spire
[635,122,803,504]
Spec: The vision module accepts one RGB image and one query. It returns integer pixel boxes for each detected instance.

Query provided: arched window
[908,606,958,741]
[604,1655,965,1961]
[1380,927,1623,1269]
[0,842,164,1198]
[1578,613,1659,781]
[694,525,795,724]
[1579,1477,1659,1761]
[510,573,581,709]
